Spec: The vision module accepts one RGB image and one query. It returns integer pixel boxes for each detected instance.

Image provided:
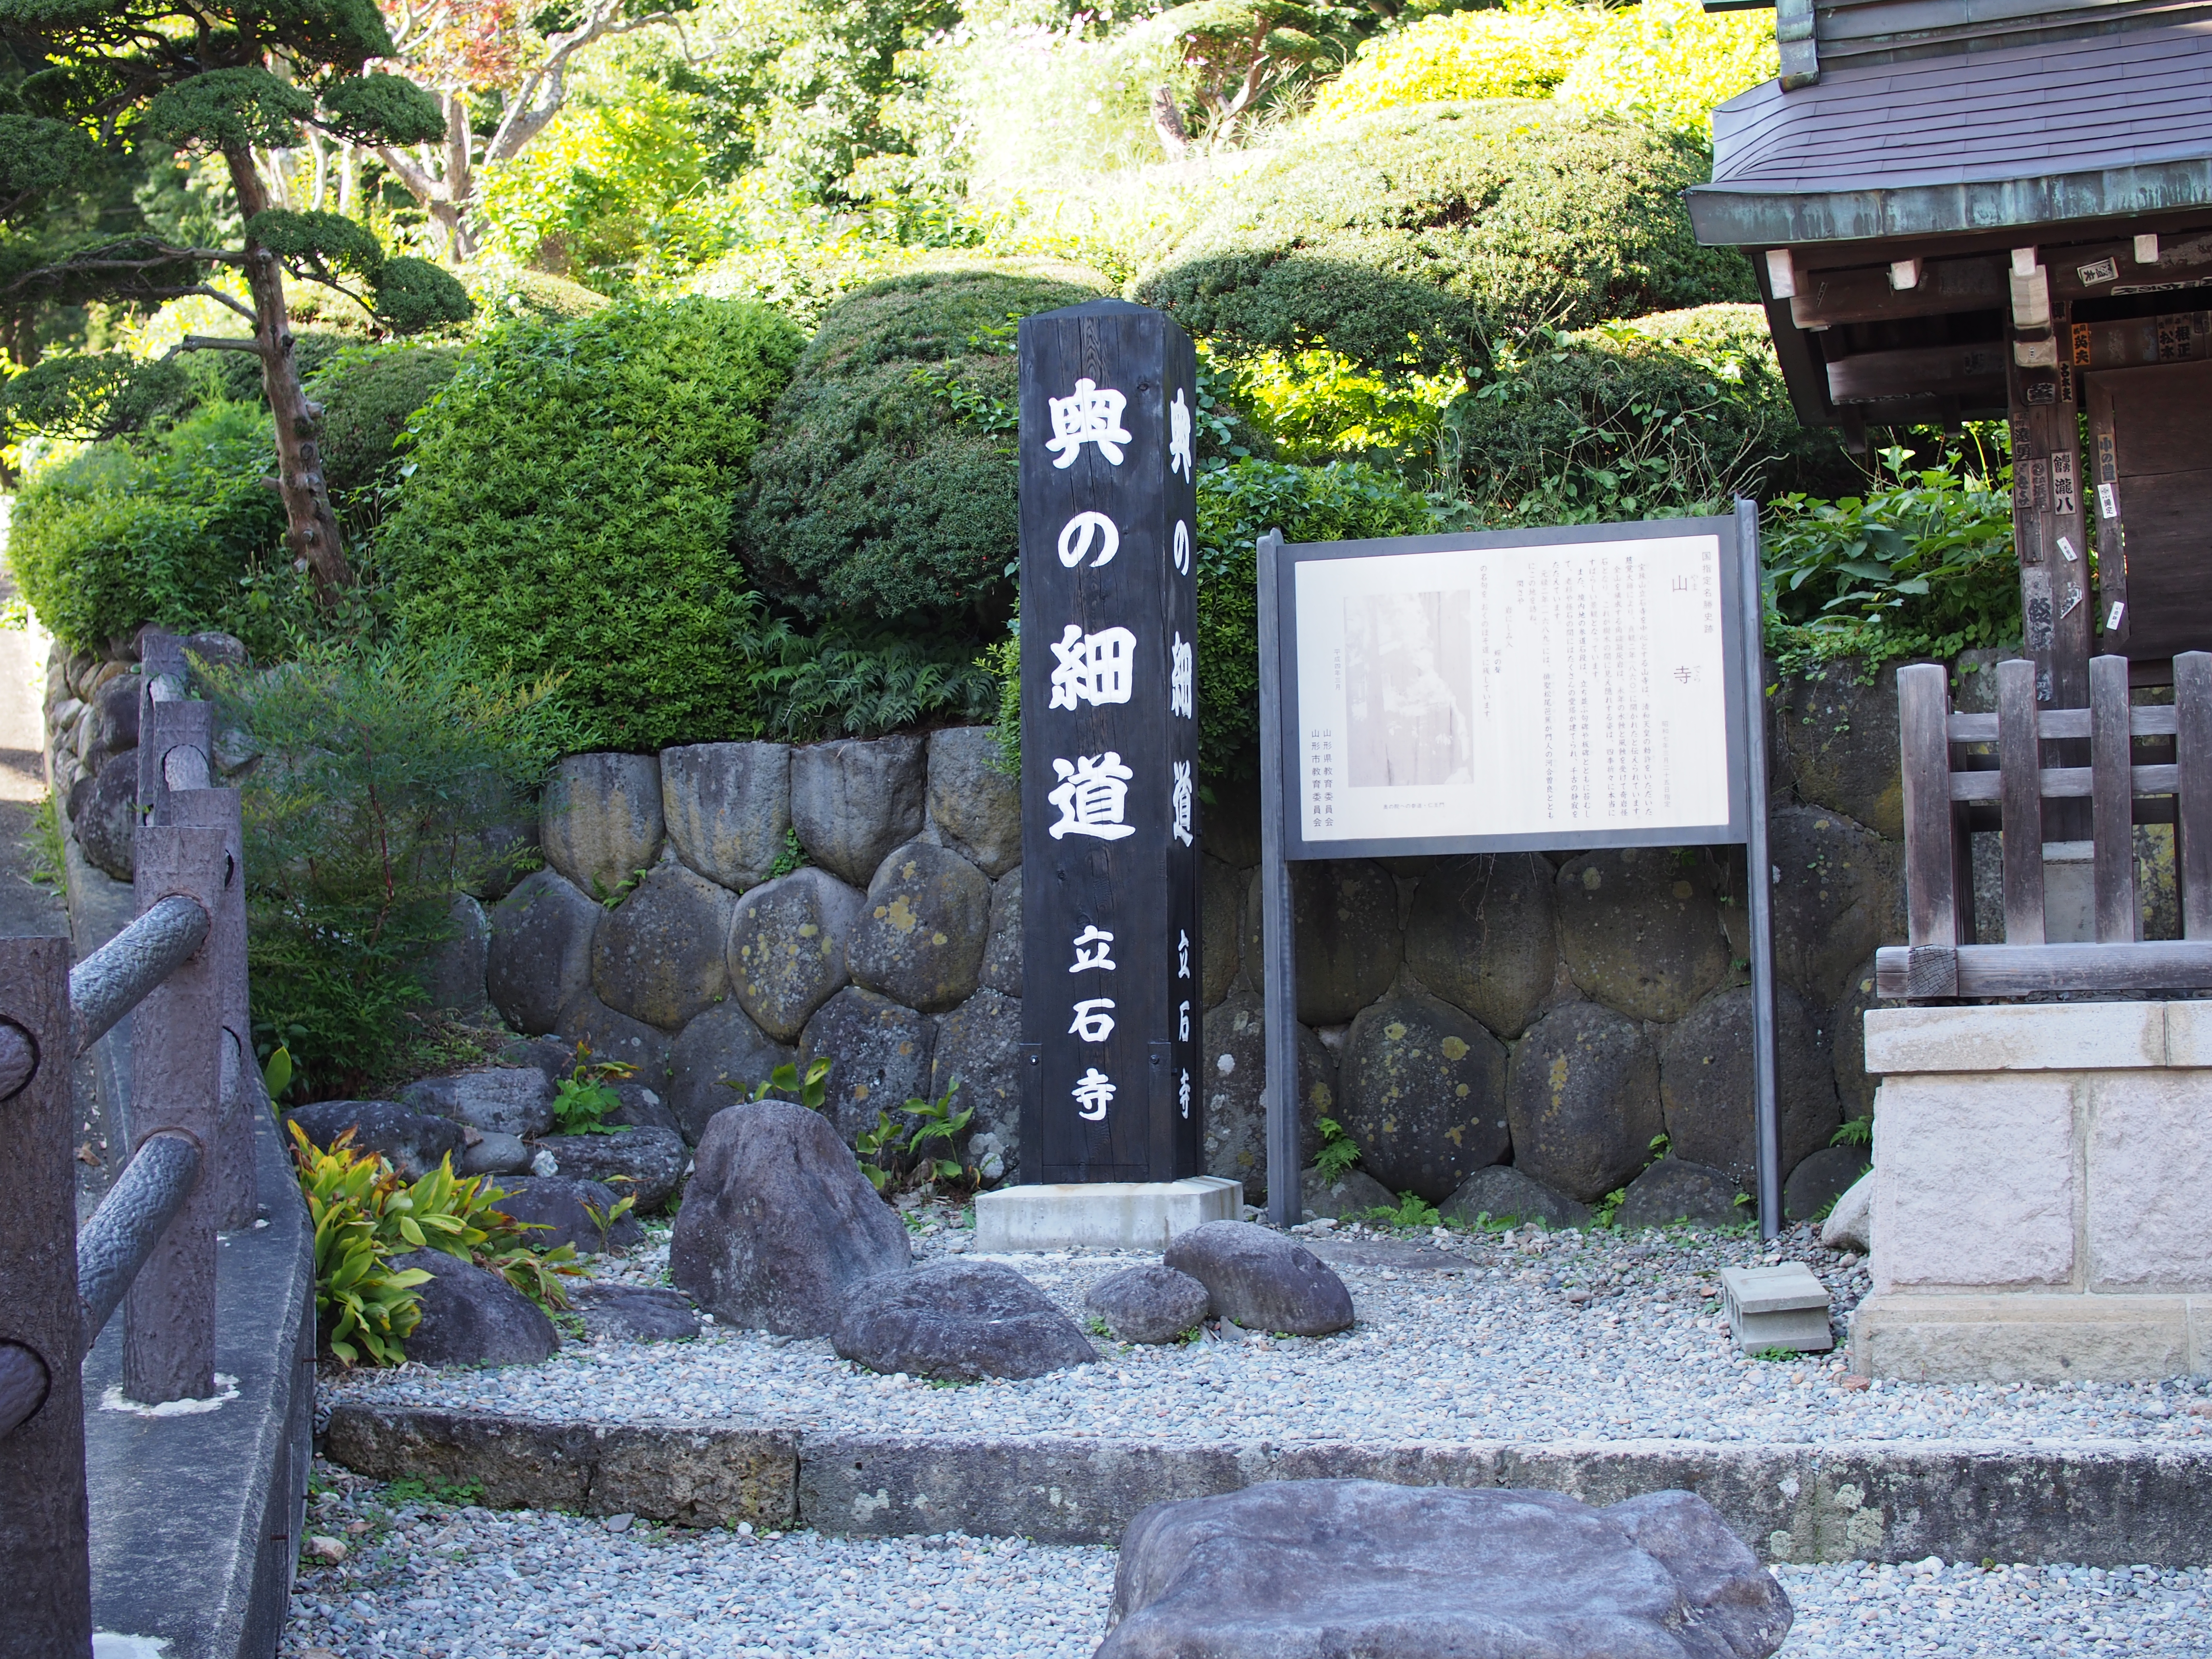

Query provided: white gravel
[283,1468,2212,1658]
[327,1212,2212,1447]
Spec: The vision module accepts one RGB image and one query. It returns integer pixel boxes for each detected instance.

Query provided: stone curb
[320,1404,2212,1567]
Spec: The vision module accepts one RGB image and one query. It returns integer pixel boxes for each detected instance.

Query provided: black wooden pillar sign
[1018,299,1203,1184]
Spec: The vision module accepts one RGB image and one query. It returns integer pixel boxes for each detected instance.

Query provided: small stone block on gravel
[1085,1265,1211,1344]
[1722,1262,1834,1353]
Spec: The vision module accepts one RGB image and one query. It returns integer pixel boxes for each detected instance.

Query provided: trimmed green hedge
[309,345,462,499]
[1134,100,1753,376]
[382,297,805,750]
[739,262,1108,625]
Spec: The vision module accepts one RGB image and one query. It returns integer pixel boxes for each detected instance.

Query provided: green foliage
[306,344,462,499]
[1831,1116,1873,1150]
[739,263,1107,624]
[245,208,384,274]
[317,72,446,147]
[456,265,613,327]
[262,1043,294,1103]
[1554,0,1778,137]
[1134,100,1753,376]
[733,619,1001,741]
[1590,1186,1628,1228]
[739,1057,834,1112]
[384,298,805,750]
[0,351,198,442]
[7,398,284,651]
[369,257,477,336]
[549,1043,638,1134]
[1752,1346,1800,1362]
[853,1077,974,1193]
[142,67,317,153]
[1364,1190,1441,1229]
[1314,3,1599,116]
[206,638,569,1099]
[1313,1115,1359,1180]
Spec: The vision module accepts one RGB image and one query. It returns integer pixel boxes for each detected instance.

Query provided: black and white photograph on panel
[1341,588,1475,789]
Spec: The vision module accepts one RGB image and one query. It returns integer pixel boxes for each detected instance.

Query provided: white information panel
[1290,533,1731,844]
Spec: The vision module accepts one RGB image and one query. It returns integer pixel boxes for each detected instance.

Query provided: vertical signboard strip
[1737,497,1783,1242]
[1256,530,1300,1227]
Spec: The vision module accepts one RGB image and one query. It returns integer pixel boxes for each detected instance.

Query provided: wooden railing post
[2089,655,2138,941]
[1897,663,1961,994]
[2176,651,2212,940]
[0,935,94,1657]
[1996,657,2046,942]
[123,823,229,1405]
[170,787,253,1229]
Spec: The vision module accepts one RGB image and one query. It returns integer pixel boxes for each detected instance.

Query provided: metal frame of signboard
[1255,499,1782,1240]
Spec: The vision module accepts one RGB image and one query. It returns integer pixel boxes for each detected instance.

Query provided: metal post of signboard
[1256,530,1301,1229]
[1737,496,1783,1242]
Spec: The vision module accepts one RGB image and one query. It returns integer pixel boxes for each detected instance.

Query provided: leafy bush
[382,297,805,750]
[739,262,1107,625]
[7,398,284,651]
[1312,3,1599,117]
[1555,0,1777,136]
[1132,100,1754,376]
[734,619,1002,740]
[456,264,614,325]
[307,344,462,499]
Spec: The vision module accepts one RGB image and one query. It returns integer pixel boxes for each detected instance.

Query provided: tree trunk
[223,146,353,604]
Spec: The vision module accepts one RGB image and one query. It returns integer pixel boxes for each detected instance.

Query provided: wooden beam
[2091,654,2138,941]
[1876,940,2212,998]
[1948,762,2178,801]
[1827,342,2006,403]
[2177,651,2212,940]
[1997,657,2044,943]
[1948,705,2177,741]
[2049,228,2212,300]
[2009,310,2092,844]
[1789,255,2005,328]
[1899,663,1959,948]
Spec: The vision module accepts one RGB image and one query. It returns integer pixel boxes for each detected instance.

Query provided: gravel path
[281,1468,2212,1659]
[327,1212,2212,1447]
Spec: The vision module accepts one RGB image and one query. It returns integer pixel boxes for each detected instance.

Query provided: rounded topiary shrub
[382,297,805,750]
[739,261,1109,625]
[1133,100,1753,375]
[308,344,462,498]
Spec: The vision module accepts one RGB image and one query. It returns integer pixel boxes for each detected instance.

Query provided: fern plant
[733,620,999,741]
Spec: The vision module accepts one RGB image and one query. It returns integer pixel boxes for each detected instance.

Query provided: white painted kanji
[1169,631,1194,719]
[1057,510,1119,570]
[1069,926,1117,974]
[1049,753,1136,842]
[1069,998,1117,1043]
[1172,518,1191,577]
[1046,378,1131,469]
[1073,1067,1116,1121]
[1049,624,1138,710]
[1170,759,1194,847]
[1178,1067,1191,1120]
[1178,999,1190,1040]
[1168,387,1194,481]
[1177,929,1190,978]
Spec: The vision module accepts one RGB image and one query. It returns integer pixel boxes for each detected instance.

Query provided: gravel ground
[326,1211,2212,1446]
[281,1468,2212,1659]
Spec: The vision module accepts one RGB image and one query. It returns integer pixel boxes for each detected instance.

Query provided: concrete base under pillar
[1851,1292,2212,1382]
[973,1177,1242,1252]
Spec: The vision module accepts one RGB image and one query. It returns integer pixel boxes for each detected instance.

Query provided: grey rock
[75,755,138,882]
[91,672,140,760]
[1659,984,1840,1192]
[590,862,737,1032]
[1555,847,1732,1023]
[660,740,791,892]
[1822,1169,1874,1253]
[1786,1145,1871,1223]
[541,752,665,897]
[489,1177,646,1254]
[669,1098,912,1337]
[1202,989,1335,1202]
[1163,1220,1354,1336]
[457,1130,532,1177]
[1200,856,1241,1008]
[531,1126,688,1213]
[1758,806,1901,1005]
[926,726,1021,878]
[398,1067,555,1139]
[604,1082,683,1136]
[834,1259,1096,1380]
[460,784,539,903]
[1085,1265,1212,1345]
[486,869,603,1036]
[1298,1165,1395,1221]
[388,1250,559,1368]
[1207,777,1263,869]
[557,990,673,1090]
[789,733,926,887]
[569,1282,699,1344]
[1243,861,1401,1024]
[1439,1165,1591,1231]
[1615,1158,1745,1231]
[1775,656,1912,839]
[286,1100,462,1182]
[177,629,247,674]
[978,867,1022,997]
[1097,1480,1791,1659]
[1338,989,1510,1204]
[799,986,935,1152]
[498,1034,577,1091]
[930,987,1023,1172]
[1831,952,1880,1120]
[726,866,863,1041]
[424,892,491,1015]
[1506,1002,1663,1204]
[667,1002,793,1145]
[846,840,991,1014]
[1404,854,1558,1039]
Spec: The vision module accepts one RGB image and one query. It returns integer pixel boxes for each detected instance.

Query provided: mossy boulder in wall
[487,868,601,1035]
[1554,847,1731,1024]
[1202,988,1336,1201]
[591,863,738,1032]
[541,753,665,899]
[1403,854,1557,1040]
[1338,988,1510,1203]
[726,866,864,1043]
[1724,805,1900,1005]
[1243,860,1402,1025]
[1658,983,1841,1192]
[1773,657,1918,839]
[1201,855,1243,1009]
[661,741,792,894]
[799,985,935,1151]
[1506,1001,1662,1204]
[930,986,1024,1174]
[845,841,992,1014]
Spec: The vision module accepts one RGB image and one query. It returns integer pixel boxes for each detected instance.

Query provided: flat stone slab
[1301,1237,1470,1274]
[974,1178,1243,1252]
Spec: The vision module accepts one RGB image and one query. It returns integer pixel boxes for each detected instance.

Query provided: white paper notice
[1293,535,1731,843]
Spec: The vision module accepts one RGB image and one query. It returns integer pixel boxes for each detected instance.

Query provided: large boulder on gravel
[489,1176,645,1253]
[1300,1165,1395,1221]
[1746,806,1899,1004]
[423,892,491,1015]
[1439,1165,1591,1231]
[1615,1158,1745,1231]
[667,1002,793,1144]
[1095,1480,1793,1659]
[287,1101,461,1181]
[75,757,138,881]
[927,726,1022,878]
[1202,989,1335,1200]
[846,840,991,1013]
[388,1250,559,1368]
[727,866,864,1041]
[978,867,1022,996]
[1338,989,1510,1203]
[1201,856,1242,1008]
[789,733,926,887]
[1775,657,1910,838]
[834,1259,1096,1380]
[569,1282,700,1344]
[670,1098,912,1336]
[1086,1265,1212,1345]
[1506,1002,1663,1204]
[1404,854,1557,1039]
[800,986,935,1150]
[399,1067,554,1139]
[531,1126,689,1213]
[1244,861,1401,1024]
[541,752,665,897]
[1555,848,1731,1023]
[1659,984,1840,1191]
[930,987,1023,1168]
[589,862,737,1032]
[557,990,673,1089]
[1785,1145,1871,1223]
[1163,1220,1354,1336]
[487,869,602,1035]
[660,740,790,892]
